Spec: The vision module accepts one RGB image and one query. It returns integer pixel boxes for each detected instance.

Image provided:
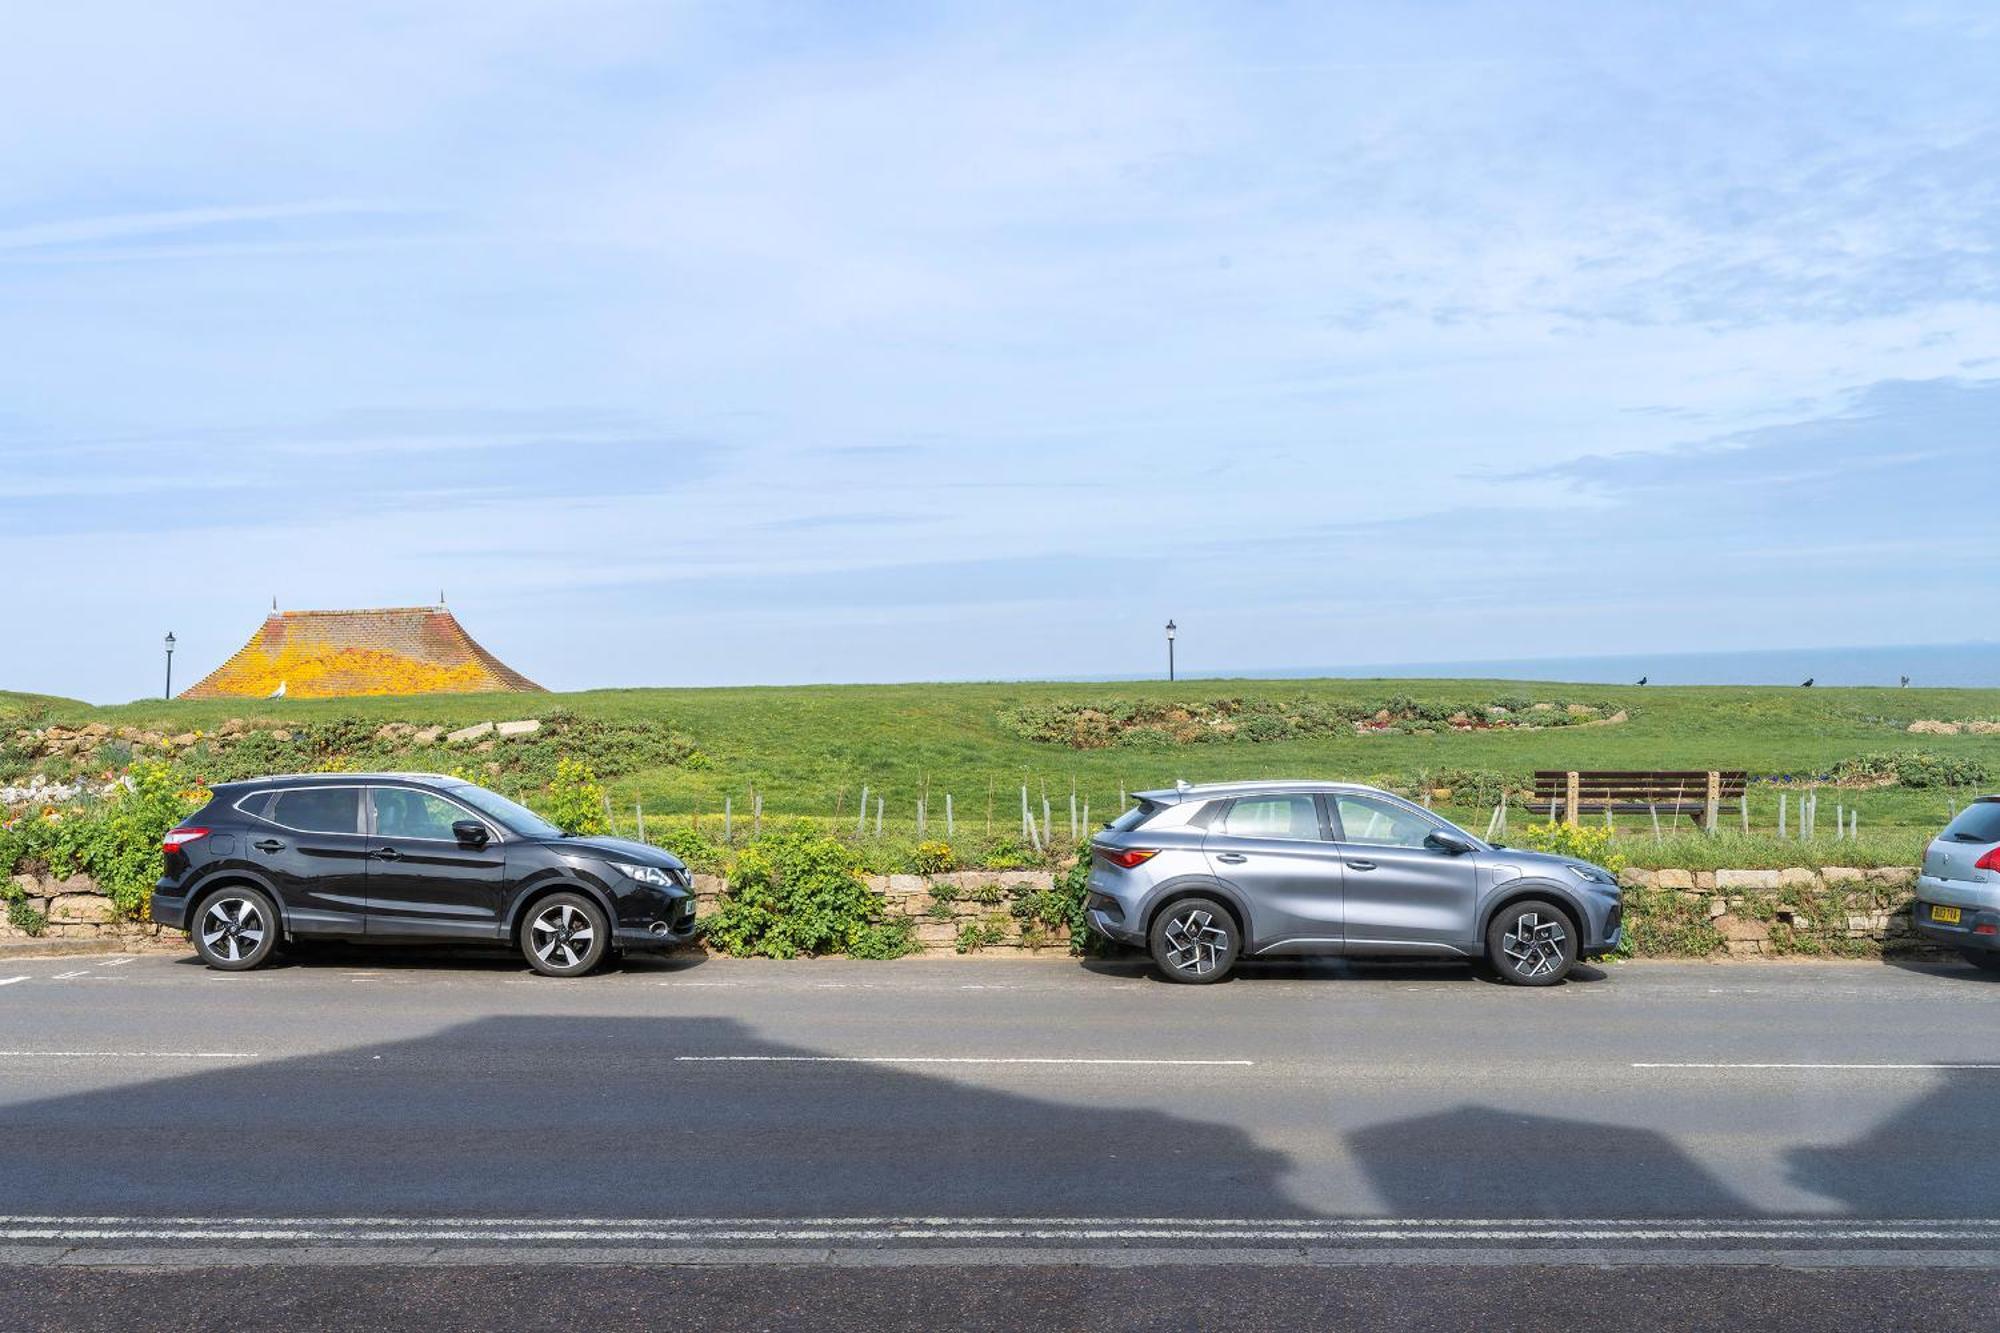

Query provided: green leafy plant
[1516,821,1628,875]
[703,830,894,959]
[545,759,609,836]
[954,917,1008,954]
[912,840,955,874]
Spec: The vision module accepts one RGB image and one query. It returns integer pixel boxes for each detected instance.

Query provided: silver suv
[1914,796,2000,970]
[1085,780,1623,985]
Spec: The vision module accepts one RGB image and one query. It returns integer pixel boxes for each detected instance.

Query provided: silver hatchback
[1085,780,1624,985]
[1914,796,2000,970]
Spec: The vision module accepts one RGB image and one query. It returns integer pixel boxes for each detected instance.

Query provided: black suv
[151,773,697,976]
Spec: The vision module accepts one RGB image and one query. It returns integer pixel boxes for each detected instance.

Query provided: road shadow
[1347,1104,1745,1217]
[1880,953,2000,985]
[0,1014,1298,1218]
[1785,1067,2000,1215]
[166,940,709,977]
[1076,956,1609,987]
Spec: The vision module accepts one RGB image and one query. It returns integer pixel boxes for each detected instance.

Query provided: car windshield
[448,783,566,839]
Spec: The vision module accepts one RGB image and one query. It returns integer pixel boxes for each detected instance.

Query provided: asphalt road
[3,946,1998,1328]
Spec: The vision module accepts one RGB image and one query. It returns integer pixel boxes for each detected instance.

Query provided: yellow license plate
[1932,905,1963,925]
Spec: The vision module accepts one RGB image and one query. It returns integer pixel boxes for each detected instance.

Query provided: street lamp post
[1165,620,1176,682]
[164,631,176,701]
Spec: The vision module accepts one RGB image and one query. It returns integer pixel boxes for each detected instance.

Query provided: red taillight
[1977,848,2000,872]
[1097,847,1159,870]
[162,827,210,853]
[1976,923,1998,936]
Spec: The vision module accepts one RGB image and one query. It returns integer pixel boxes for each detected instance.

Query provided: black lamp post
[164,631,176,701]
[1165,620,1176,682]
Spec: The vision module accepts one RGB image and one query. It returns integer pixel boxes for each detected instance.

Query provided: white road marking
[0,977,29,987]
[0,1051,260,1060]
[50,971,89,980]
[674,1056,1255,1066]
[1634,1062,2000,1070]
[97,958,135,967]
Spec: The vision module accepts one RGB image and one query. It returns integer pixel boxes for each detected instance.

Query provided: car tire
[190,887,280,971]
[1149,897,1240,984]
[1486,899,1578,987]
[1961,950,2000,974]
[522,892,610,977]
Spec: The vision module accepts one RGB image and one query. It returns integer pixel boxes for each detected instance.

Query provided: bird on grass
[1800,677,1815,688]
[1636,676,1648,686]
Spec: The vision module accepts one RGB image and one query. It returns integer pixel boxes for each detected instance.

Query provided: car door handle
[253,839,285,853]
[1345,859,1378,871]
[1215,852,1247,864]
[371,847,402,861]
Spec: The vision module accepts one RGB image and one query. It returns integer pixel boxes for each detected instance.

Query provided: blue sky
[3,1,1997,702]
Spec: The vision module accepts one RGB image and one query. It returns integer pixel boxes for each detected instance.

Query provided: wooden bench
[1531,770,1747,829]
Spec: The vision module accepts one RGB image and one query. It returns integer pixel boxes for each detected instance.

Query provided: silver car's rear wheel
[1149,896,1240,984]
[523,893,609,977]
[191,889,278,971]
[1487,899,1577,987]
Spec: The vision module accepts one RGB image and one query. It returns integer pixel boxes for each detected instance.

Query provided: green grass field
[8,677,1999,869]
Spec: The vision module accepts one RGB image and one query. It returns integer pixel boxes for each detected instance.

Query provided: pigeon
[1800,677,1814,688]
[1636,676,1648,686]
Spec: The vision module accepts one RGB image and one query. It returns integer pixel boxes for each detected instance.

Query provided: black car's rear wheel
[522,893,610,977]
[1149,897,1240,984]
[1961,950,2000,974]
[191,888,279,971]
[1487,899,1577,986]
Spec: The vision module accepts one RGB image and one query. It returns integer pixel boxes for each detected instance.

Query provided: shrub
[651,828,726,875]
[955,917,1008,954]
[703,831,891,959]
[848,916,919,960]
[1516,821,1627,875]
[545,759,609,836]
[912,840,955,874]
[1831,750,1989,790]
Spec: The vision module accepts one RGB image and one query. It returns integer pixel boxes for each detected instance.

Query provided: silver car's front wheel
[192,889,278,971]
[1149,896,1240,984]
[523,893,609,977]
[1487,900,1577,987]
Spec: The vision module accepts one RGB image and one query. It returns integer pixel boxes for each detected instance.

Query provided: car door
[1200,793,1343,952]
[1329,792,1481,954]
[246,785,370,935]
[363,786,509,939]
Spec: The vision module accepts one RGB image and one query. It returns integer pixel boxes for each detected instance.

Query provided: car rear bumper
[1915,875,2000,951]
[150,889,188,931]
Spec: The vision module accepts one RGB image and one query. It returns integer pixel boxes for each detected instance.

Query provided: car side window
[371,788,474,841]
[268,787,361,835]
[1331,795,1439,849]
[1219,795,1323,841]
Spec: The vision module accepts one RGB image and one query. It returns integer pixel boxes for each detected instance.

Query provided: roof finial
[438,588,446,606]
[271,595,278,612]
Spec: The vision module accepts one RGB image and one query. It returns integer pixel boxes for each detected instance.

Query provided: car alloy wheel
[525,895,607,976]
[194,891,277,970]
[1149,895,1240,983]
[1487,899,1577,986]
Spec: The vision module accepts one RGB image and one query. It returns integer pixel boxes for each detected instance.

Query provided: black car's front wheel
[191,888,279,971]
[1486,899,1578,986]
[522,893,610,977]
[1149,897,1240,984]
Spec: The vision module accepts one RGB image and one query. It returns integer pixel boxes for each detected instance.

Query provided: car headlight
[1564,862,1618,886]
[616,862,679,888]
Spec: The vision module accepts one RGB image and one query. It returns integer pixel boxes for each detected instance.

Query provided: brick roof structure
[179,606,544,699]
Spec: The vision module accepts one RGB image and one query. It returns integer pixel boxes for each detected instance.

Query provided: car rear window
[1106,801,1164,832]
[1942,800,2000,845]
[269,787,361,835]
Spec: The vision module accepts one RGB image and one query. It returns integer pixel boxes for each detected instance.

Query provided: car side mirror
[452,820,490,848]
[1425,830,1474,855]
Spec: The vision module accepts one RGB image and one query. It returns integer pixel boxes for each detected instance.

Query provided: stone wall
[5,864,1939,959]
[1616,865,1927,956]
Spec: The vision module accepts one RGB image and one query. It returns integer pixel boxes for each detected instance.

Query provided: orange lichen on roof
[179,607,544,699]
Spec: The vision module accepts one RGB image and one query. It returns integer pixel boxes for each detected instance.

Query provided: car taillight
[1097,847,1159,869]
[1977,848,2000,872]
[162,827,210,853]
